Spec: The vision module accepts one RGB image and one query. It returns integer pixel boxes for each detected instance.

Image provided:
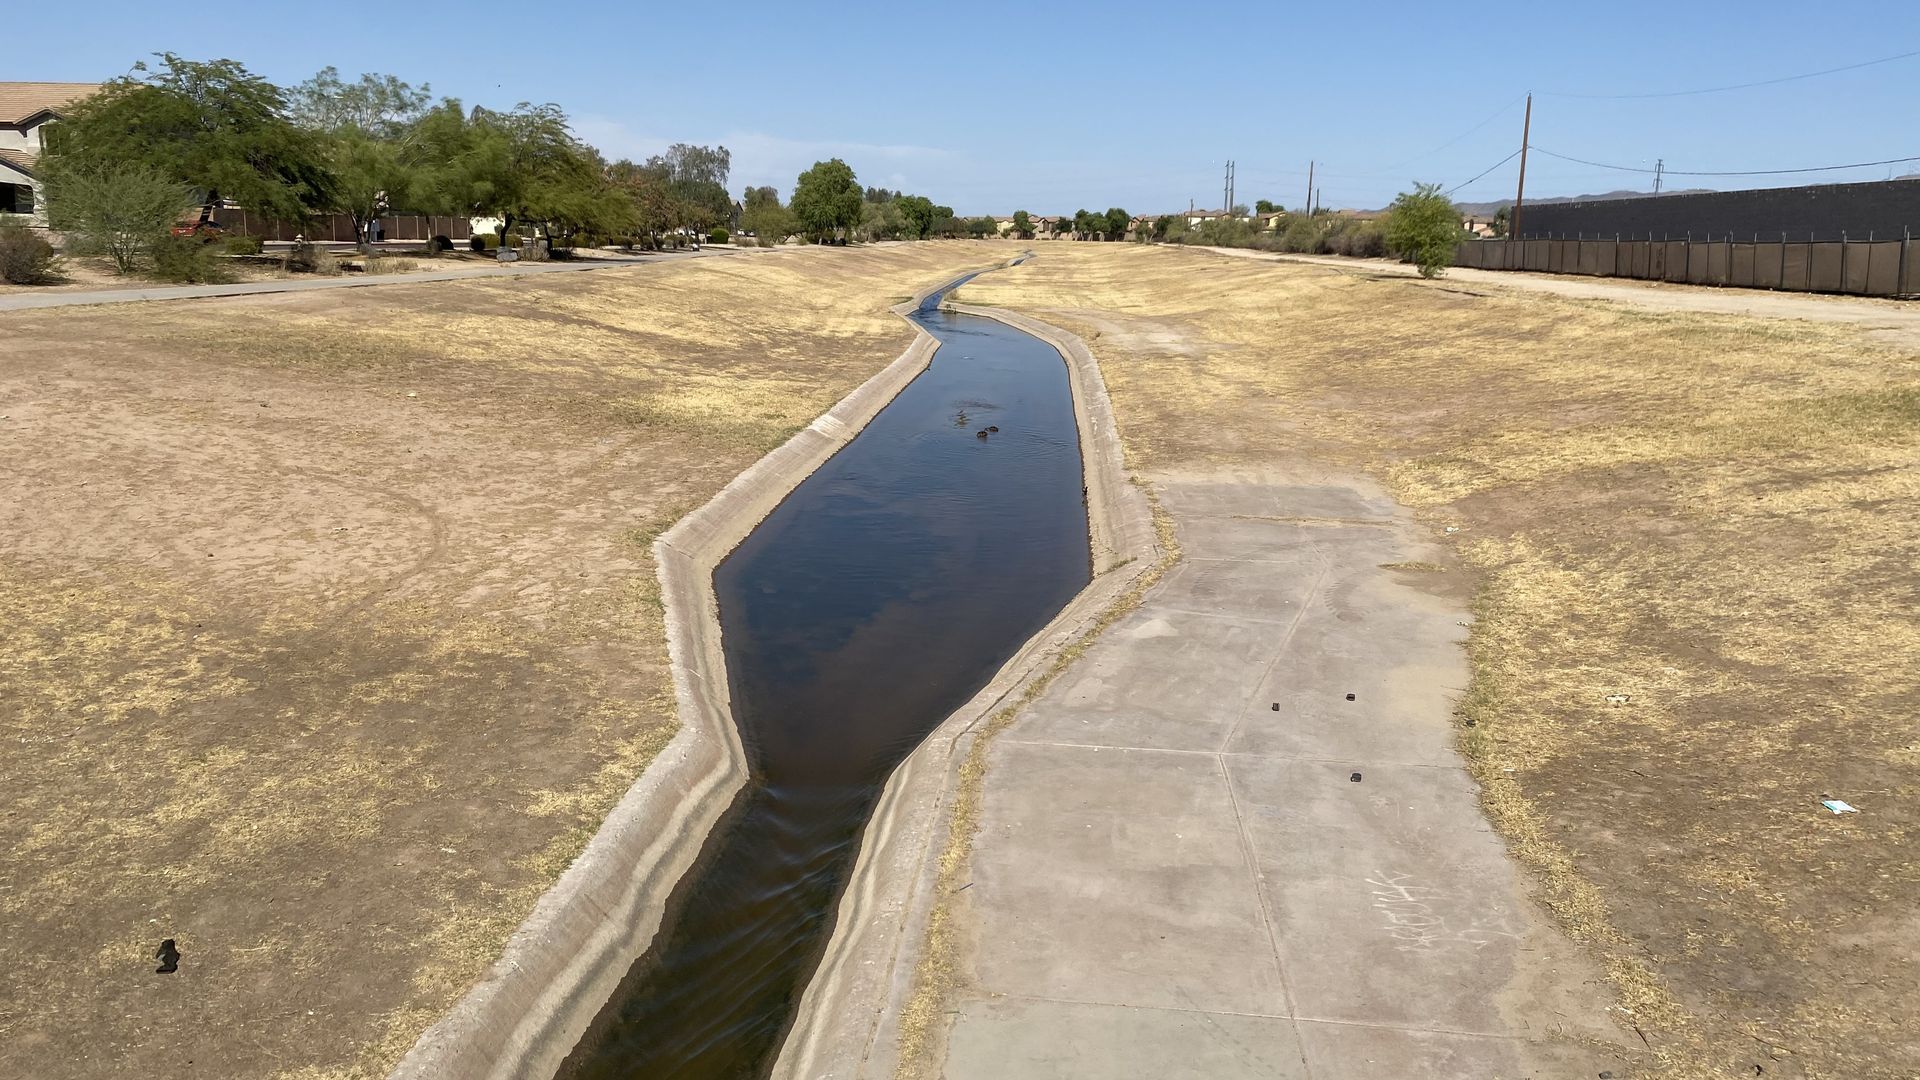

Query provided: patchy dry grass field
[957,243,1920,1079]
[0,242,1000,1079]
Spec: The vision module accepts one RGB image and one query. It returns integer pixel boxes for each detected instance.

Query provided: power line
[1382,94,1527,171]
[1442,149,1521,197]
[1527,145,1920,177]
[1544,46,1920,99]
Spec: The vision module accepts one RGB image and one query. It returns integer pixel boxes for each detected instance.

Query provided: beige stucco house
[0,82,99,224]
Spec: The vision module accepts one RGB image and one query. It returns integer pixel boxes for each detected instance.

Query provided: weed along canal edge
[387,262,1015,1080]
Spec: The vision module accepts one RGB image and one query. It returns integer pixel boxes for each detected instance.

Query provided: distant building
[0,82,99,224]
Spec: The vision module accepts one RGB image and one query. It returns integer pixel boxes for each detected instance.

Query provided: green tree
[45,54,333,223]
[896,194,936,239]
[44,163,193,274]
[1011,209,1032,239]
[1383,182,1461,277]
[1491,205,1510,238]
[931,205,957,237]
[1072,209,1095,239]
[1103,207,1130,240]
[739,184,794,246]
[1254,198,1276,214]
[966,216,998,238]
[290,68,435,250]
[410,100,623,248]
[791,158,862,242]
[658,144,732,230]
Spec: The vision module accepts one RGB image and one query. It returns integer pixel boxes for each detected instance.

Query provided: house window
[0,183,32,215]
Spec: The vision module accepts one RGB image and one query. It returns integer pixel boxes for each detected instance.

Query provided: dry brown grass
[956,243,1920,1079]
[0,242,1007,1080]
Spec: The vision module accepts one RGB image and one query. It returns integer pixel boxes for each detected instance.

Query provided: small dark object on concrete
[155,938,179,974]
[1350,772,1362,783]
[1599,1073,1613,1079]
[1270,702,1279,711]
[975,430,989,439]
[1345,693,1355,701]
[987,425,999,432]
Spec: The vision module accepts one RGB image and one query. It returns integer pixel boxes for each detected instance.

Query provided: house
[1185,207,1230,227]
[1461,216,1497,238]
[1258,208,1286,231]
[0,82,100,224]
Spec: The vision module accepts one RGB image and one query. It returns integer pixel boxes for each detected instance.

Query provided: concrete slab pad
[1224,578,1468,766]
[947,996,1310,1080]
[1011,607,1289,752]
[1227,757,1528,1033]
[969,740,1286,1014]
[1293,1018,1617,1079]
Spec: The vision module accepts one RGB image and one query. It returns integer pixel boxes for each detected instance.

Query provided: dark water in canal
[558,276,1091,1079]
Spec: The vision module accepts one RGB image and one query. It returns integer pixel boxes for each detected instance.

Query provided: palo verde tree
[1383,182,1461,278]
[44,53,334,223]
[791,158,863,243]
[289,67,433,249]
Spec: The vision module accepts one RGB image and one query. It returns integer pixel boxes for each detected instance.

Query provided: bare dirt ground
[955,243,1920,1079]
[0,241,1001,1079]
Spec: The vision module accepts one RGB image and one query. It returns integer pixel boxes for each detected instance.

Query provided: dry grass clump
[0,242,1000,1080]
[959,243,1920,1079]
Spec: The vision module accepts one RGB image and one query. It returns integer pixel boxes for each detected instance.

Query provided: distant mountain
[1448,188,1713,217]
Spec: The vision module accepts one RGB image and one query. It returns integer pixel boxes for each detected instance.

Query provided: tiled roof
[0,82,100,126]
[0,147,37,177]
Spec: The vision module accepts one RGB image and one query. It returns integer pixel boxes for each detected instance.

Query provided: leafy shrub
[708,228,729,244]
[1278,216,1323,253]
[150,234,233,283]
[1383,183,1462,278]
[224,234,264,255]
[0,224,58,284]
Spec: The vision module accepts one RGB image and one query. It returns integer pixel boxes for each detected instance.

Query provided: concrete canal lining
[770,301,1160,1080]
[387,263,1018,1080]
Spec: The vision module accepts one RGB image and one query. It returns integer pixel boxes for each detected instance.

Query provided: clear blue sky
[14,0,1920,214]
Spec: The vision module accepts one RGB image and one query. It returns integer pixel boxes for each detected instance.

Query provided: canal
[558,272,1092,1078]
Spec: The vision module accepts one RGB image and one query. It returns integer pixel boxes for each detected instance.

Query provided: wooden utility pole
[1511,93,1533,243]
[1305,161,1315,215]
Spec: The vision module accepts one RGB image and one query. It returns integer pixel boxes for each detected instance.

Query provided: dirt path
[1198,245,1920,348]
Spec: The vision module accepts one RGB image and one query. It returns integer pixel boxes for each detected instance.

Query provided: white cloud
[572,115,958,196]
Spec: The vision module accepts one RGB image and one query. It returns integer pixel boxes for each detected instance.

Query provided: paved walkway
[0,246,752,312]
[939,468,1627,1078]
[1201,246,1920,347]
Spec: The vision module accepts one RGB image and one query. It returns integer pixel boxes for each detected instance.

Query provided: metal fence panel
[1731,243,1756,288]
[1808,243,1844,292]
[1864,241,1901,296]
[1706,242,1729,285]
[1577,241,1602,275]
[1751,243,1782,289]
[1905,241,1920,297]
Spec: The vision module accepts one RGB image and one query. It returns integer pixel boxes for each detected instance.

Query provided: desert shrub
[224,234,264,255]
[150,234,233,283]
[43,163,192,275]
[1383,182,1462,278]
[368,257,418,274]
[0,224,58,284]
[285,241,341,276]
[1278,216,1323,253]
[708,228,729,244]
